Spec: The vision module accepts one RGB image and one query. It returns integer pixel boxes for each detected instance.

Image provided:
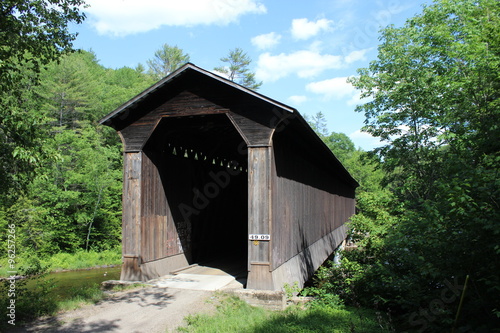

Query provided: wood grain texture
[248,146,272,270]
[270,124,356,270]
[122,152,142,258]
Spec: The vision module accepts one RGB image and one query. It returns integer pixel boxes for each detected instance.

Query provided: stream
[27,266,121,300]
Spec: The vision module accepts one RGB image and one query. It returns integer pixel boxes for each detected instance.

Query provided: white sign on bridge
[249,234,270,241]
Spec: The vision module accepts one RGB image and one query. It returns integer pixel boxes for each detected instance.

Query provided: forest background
[0,0,498,332]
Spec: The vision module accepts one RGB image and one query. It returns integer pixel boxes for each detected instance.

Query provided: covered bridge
[99,63,358,290]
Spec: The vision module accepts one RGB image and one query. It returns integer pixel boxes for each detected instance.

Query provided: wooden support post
[121,152,143,281]
[247,146,274,290]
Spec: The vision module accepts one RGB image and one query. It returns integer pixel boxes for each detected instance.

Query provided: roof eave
[99,63,296,126]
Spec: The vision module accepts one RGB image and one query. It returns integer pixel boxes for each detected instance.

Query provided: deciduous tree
[0,0,86,199]
[343,0,500,330]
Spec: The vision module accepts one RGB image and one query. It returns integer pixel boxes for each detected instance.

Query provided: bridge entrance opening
[142,114,248,283]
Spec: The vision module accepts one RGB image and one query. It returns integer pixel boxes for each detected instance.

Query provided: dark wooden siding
[248,147,272,266]
[140,151,188,263]
[118,91,230,152]
[122,152,142,256]
[270,122,356,270]
[271,176,355,269]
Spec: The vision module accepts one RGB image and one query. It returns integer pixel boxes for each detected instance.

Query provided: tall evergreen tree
[214,48,262,90]
[146,43,190,80]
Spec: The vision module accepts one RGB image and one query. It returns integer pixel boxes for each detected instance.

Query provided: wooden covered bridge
[99,63,358,290]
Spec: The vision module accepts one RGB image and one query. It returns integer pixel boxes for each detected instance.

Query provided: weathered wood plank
[270,137,356,270]
[119,91,230,152]
[248,146,272,270]
[227,112,273,146]
[121,152,142,280]
[140,151,188,263]
[247,262,273,290]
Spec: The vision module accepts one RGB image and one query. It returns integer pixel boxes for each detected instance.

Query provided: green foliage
[214,48,262,90]
[0,61,50,200]
[0,259,57,329]
[323,132,355,161]
[42,247,121,272]
[0,248,121,277]
[0,50,153,260]
[349,0,500,201]
[0,0,86,82]
[17,121,123,254]
[0,0,86,200]
[39,50,155,124]
[307,0,500,331]
[283,281,300,300]
[302,274,346,309]
[306,111,329,137]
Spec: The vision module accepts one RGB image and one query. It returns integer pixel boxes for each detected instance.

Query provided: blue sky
[71,0,430,151]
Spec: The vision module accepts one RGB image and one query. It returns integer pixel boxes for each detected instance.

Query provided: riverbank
[0,253,122,330]
[0,247,121,278]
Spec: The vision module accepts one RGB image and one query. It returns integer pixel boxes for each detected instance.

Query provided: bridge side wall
[268,123,356,290]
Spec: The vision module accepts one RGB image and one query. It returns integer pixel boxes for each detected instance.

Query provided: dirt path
[12,263,246,333]
[15,286,218,333]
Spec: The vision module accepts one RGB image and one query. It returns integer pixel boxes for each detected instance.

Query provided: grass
[55,284,108,312]
[0,247,122,277]
[177,294,391,333]
[108,282,148,292]
[42,247,122,272]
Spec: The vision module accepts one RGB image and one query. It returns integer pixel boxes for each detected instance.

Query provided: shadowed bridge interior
[142,114,248,277]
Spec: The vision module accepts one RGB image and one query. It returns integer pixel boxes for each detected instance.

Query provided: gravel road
[13,286,217,333]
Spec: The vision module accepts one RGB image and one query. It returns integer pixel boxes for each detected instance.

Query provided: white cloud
[306,76,355,100]
[306,75,367,105]
[85,0,267,36]
[347,91,363,106]
[256,48,369,83]
[349,130,383,149]
[344,48,369,64]
[288,95,308,104]
[256,50,343,82]
[211,68,230,80]
[291,18,333,40]
[251,32,281,50]
[350,129,374,139]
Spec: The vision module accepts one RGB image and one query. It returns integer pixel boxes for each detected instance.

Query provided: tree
[349,0,499,201]
[344,0,500,330]
[214,48,262,90]
[146,43,190,80]
[306,111,329,137]
[323,132,355,161]
[38,51,102,129]
[0,49,155,257]
[0,0,86,89]
[0,0,86,199]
